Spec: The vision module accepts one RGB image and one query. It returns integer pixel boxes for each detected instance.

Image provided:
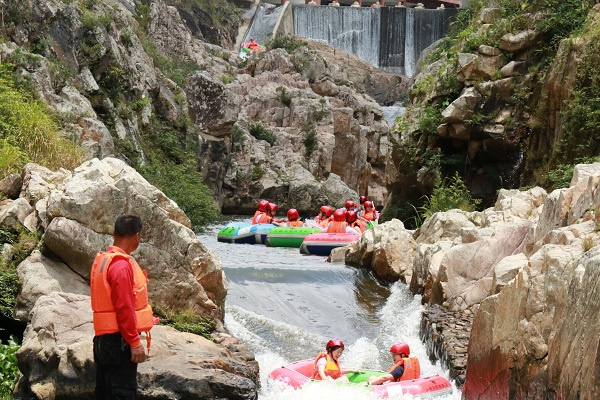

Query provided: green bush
[152,307,214,340]
[302,121,317,159]
[0,65,84,177]
[420,172,481,218]
[546,157,599,190]
[266,35,305,53]
[249,122,276,146]
[276,86,292,106]
[140,161,219,232]
[0,336,20,398]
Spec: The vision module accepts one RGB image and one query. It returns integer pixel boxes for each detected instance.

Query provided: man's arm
[107,259,146,363]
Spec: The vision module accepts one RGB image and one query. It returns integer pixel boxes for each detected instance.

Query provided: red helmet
[258,200,269,212]
[333,209,346,222]
[344,200,355,210]
[359,195,367,204]
[287,208,299,220]
[268,203,278,212]
[326,339,345,352]
[346,211,357,223]
[320,205,333,217]
[364,200,373,208]
[390,342,410,356]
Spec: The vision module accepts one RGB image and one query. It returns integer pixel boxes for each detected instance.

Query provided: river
[198,219,461,399]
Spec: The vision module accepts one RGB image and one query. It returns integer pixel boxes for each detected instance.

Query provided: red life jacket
[389,356,420,382]
[90,248,154,337]
[312,352,342,380]
[327,221,347,233]
[252,211,265,225]
[287,220,303,227]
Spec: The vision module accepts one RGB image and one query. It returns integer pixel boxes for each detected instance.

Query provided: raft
[217,223,275,244]
[299,232,360,256]
[265,226,322,248]
[269,359,453,399]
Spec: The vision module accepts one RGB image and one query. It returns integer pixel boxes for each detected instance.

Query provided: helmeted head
[333,209,346,222]
[268,203,278,213]
[346,211,357,223]
[326,339,345,352]
[344,200,355,210]
[364,200,373,209]
[287,208,299,220]
[359,195,367,204]
[390,342,410,357]
[258,200,269,212]
[320,205,333,217]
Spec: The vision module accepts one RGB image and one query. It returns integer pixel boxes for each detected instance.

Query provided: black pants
[94,333,138,400]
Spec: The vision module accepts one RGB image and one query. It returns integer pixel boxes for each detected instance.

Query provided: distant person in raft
[252,199,269,224]
[285,208,304,227]
[326,209,359,234]
[346,210,364,233]
[313,339,359,382]
[366,342,420,386]
[314,205,333,228]
[257,202,284,226]
[359,201,378,224]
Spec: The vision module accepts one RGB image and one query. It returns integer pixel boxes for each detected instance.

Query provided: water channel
[198,219,461,399]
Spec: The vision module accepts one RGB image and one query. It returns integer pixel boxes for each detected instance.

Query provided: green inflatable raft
[265,226,322,248]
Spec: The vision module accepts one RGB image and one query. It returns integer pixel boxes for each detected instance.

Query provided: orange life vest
[252,211,265,225]
[312,352,342,380]
[257,213,273,224]
[389,356,420,382]
[287,220,304,227]
[362,211,375,221]
[351,221,364,233]
[90,248,154,337]
[327,221,347,233]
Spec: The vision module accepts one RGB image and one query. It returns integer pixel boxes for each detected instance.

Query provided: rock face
[16,292,258,400]
[384,5,600,221]
[0,158,258,398]
[345,162,600,396]
[0,0,402,218]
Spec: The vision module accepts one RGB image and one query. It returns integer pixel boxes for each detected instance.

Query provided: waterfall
[242,3,284,53]
[293,6,381,68]
[292,5,458,77]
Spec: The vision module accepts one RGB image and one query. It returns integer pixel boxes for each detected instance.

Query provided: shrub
[249,122,276,146]
[0,336,20,398]
[0,65,84,177]
[251,164,263,180]
[139,161,219,232]
[266,35,305,53]
[152,306,215,340]
[302,121,317,159]
[276,86,291,106]
[420,172,481,218]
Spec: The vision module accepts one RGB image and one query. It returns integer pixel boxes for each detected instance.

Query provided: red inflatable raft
[299,232,360,256]
[269,359,453,399]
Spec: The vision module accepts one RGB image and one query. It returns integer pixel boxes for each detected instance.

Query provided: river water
[198,219,461,399]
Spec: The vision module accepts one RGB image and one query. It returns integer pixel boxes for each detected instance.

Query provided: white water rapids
[198,220,462,399]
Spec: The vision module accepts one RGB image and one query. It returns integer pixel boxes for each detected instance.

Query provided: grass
[0,64,84,177]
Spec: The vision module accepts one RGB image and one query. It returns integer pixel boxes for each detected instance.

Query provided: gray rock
[0,173,22,199]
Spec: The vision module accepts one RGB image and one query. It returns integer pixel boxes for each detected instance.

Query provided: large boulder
[16,292,259,400]
[345,219,416,282]
[36,157,226,321]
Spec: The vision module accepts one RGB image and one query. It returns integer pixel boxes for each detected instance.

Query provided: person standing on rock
[91,214,156,400]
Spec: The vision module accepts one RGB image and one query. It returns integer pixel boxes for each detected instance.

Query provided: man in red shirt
[91,215,154,399]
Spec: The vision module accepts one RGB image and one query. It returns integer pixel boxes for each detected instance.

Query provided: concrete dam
[242,3,457,77]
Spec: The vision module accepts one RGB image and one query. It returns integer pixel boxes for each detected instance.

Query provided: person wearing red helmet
[286,209,304,227]
[366,342,420,385]
[312,339,359,382]
[359,201,377,224]
[346,211,364,233]
[344,200,355,212]
[326,209,359,234]
[256,203,284,226]
[314,205,333,228]
[252,200,270,224]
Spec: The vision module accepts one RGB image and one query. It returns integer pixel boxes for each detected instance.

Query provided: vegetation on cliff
[385,0,600,227]
[0,66,84,177]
